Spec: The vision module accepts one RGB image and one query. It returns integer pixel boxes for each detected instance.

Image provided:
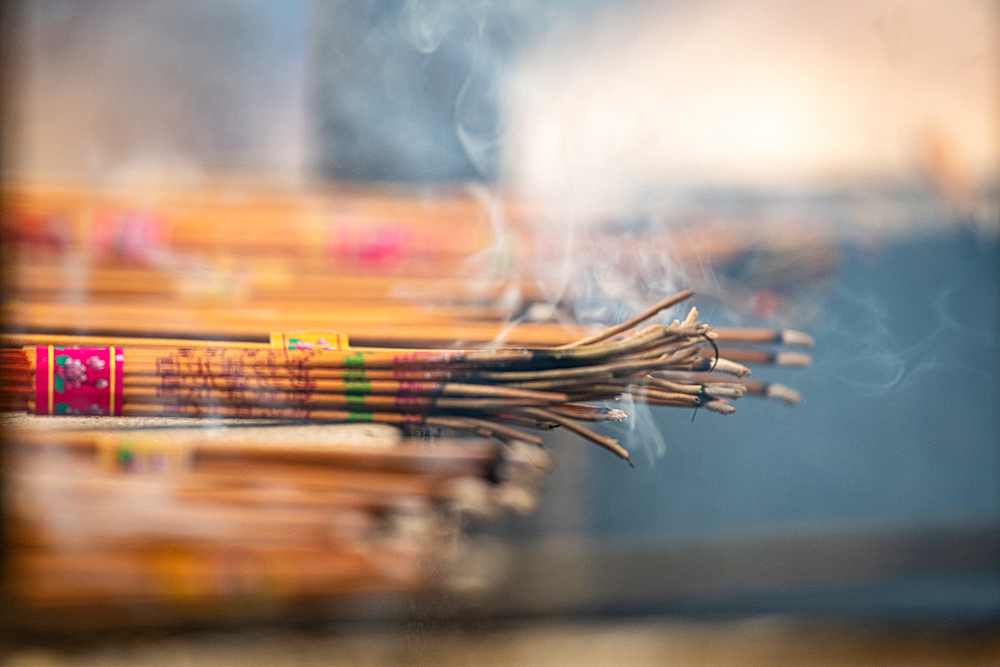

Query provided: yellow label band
[270,330,350,351]
[110,346,117,416]
[47,345,54,415]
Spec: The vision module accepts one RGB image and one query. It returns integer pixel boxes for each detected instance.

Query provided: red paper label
[34,347,124,416]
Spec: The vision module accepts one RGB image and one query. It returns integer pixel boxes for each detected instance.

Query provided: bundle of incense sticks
[6,417,550,619]
[3,182,515,261]
[3,182,831,347]
[3,182,825,276]
[1,291,812,465]
[3,181,746,271]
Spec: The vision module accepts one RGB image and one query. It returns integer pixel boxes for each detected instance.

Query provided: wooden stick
[643,376,702,396]
[3,332,270,350]
[578,383,702,407]
[517,406,631,464]
[657,371,803,405]
[11,423,498,470]
[115,387,560,413]
[121,374,569,403]
[712,327,814,347]
[699,348,812,367]
[4,301,583,348]
[556,290,695,348]
[673,357,751,377]
[90,346,538,370]
[548,403,628,422]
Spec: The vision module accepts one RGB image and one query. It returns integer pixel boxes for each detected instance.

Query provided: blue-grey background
[559,228,1000,623]
[593,231,999,536]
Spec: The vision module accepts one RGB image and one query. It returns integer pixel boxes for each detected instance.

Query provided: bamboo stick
[10,422,498,471]
[711,327,814,347]
[3,301,583,347]
[556,290,695,348]
[656,371,803,405]
[121,375,570,403]
[112,387,560,414]
[517,407,631,464]
[699,347,812,367]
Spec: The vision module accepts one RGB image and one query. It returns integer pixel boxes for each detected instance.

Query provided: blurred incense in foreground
[6,417,545,622]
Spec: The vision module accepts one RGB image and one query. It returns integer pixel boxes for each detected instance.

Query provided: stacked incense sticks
[0,289,812,625]
[2,182,542,346]
[2,182,834,345]
[1,181,818,625]
[5,417,552,621]
[1,291,815,465]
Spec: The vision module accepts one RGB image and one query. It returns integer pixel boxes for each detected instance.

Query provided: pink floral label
[34,347,124,416]
[91,209,165,262]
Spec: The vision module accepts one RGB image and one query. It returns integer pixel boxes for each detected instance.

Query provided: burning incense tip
[710,358,752,377]
[703,399,736,415]
[765,383,803,405]
[605,409,628,422]
[702,384,745,400]
[775,351,812,367]
[781,330,815,347]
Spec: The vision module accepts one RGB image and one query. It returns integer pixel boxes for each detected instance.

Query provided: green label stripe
[346,395,366,408]
[118,444,134,468]
[344,380,371,393]
[343,352,366,367]
[347,412,373,422]
[342,369,366,380]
